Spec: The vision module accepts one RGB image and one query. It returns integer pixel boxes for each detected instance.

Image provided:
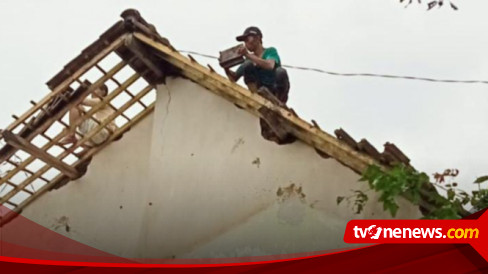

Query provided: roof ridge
[132,32,411,172]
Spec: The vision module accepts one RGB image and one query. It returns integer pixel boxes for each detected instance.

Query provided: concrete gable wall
[139,78,421,258]
[13,77,421,259]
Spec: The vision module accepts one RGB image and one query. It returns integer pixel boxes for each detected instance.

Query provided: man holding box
[225,26,290,104]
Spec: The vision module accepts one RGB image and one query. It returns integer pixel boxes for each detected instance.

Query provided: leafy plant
[337,164,488,219]
[471,176,488,211]
[427,170,488,219]
[359,164,429,217]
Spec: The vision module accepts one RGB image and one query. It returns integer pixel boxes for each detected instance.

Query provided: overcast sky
[0,0,487,193]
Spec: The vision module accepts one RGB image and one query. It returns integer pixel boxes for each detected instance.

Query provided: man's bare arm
[81,98,102,107]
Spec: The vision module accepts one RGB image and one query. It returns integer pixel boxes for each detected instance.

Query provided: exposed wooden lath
[0,20,167,223]
[1,131,81,180]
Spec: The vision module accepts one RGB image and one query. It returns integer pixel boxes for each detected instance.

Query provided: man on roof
[225,26,290,104]
[59,84,117,147]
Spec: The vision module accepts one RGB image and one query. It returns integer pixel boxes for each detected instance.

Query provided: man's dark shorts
[238,60,290,103]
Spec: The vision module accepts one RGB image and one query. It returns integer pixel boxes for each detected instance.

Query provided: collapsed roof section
[0,9,445,224]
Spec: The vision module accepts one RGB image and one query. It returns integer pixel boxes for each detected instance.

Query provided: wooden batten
[187,54,197,63]
[94,64,148,108]
[207,64,216,73]
[1,36,127,138]
[311,119,321,130]
[0,63,137,189]
[0,61,127,165]
[1,15,173,217]
[46,35,126,92]
[66,84,153,155]
[5,159,49,183]
[0,74,151,215]
[1,131,80,185]
[9,101,156,215]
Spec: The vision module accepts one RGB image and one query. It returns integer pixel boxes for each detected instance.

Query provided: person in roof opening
[59,84,117,147]
[225,26,290,104]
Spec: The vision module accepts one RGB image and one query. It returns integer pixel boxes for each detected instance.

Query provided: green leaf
[471,197,477,206]
[384,200,399,217]
[337,196,344,205]
[447,189,455,200]
[474,176,488,184]
[419,173,430,183]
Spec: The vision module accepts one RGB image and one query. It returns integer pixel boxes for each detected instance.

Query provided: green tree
[338,164,488,219]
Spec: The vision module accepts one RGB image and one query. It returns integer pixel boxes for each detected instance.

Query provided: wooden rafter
[0,84,142,209]
[1,131,80,180]
[2,100,155,219]
[124,35,164,79]
[94,64,148,108]
[0,72,150,208]
[133,32,378,173]
[0,60,128,165]
[3,35,127,134]
[5,159,49,183]
[0,60,133,188]
[0,19,165,219]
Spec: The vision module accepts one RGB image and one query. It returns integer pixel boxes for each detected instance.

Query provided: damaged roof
[0,9,444,224]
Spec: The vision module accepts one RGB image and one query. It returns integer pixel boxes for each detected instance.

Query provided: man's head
[236,26,262,52]
[92,84,108,98]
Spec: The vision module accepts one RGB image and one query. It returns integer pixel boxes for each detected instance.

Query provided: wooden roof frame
[0,9,468,225]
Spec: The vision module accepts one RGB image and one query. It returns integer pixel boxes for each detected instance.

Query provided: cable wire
[178,50,488,85]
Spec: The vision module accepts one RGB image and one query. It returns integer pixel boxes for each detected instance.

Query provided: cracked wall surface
[139,78,422,258]
[9,77,422,259]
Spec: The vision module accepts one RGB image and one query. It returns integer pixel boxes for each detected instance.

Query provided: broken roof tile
[384,142,411,166]
[334,128,359,150]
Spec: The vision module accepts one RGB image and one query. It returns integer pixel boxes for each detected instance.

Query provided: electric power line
[178,50,488,85]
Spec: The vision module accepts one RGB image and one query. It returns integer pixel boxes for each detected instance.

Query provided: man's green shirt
[236,47,281,87]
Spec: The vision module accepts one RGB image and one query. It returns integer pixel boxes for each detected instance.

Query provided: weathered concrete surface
[8,114,155,258]
[13,77,421,258]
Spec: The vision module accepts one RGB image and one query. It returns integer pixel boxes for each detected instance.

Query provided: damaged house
[0,10,443,258]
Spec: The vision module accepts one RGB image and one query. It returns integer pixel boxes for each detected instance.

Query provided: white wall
[6,113,155,258]
[12,77,421,259]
